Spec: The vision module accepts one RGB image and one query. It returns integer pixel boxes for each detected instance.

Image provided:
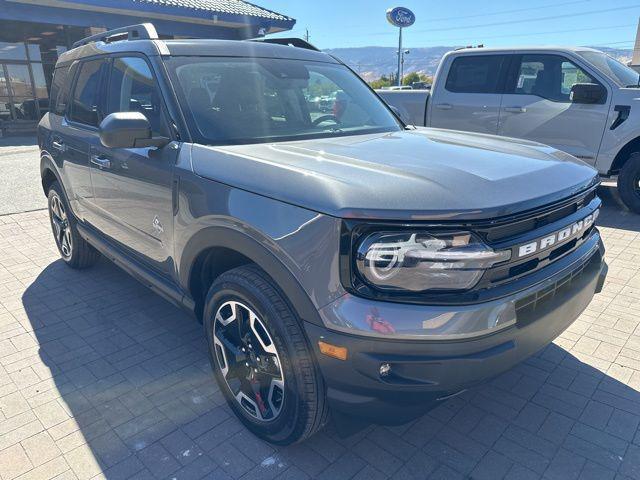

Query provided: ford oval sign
[386,7,415,28]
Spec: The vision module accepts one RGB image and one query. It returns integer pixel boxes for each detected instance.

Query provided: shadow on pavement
[597,185,640,232]
[21,253,640,478]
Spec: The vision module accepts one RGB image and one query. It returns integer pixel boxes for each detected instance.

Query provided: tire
[617,152,640,214]
[203,265,329,445]
[47,181,100,269]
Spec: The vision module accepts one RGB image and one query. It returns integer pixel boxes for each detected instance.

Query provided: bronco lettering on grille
[516,209,599,259]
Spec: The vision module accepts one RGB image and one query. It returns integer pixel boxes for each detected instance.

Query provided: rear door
[498,53,610,165]
[429,54,508,134]
[59,58,108,220]
[89,55,178,276]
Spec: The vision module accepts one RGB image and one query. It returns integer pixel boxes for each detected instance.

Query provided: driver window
[106,57,168,136]
[513,54,597,102]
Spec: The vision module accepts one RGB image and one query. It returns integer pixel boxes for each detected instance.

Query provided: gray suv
[39,24,607,445]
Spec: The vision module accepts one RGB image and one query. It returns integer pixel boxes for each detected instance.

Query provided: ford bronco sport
[39,24,607,445]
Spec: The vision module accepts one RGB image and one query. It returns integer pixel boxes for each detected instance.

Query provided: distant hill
[324,46,634,82]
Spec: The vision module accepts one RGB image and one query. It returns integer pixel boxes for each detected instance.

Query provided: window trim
[504,53,608,104]
[444,54,511,95]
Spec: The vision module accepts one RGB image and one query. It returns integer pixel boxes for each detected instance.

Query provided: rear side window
[445,55,506,94]
[69,59,106,127]
[50,65,71,116]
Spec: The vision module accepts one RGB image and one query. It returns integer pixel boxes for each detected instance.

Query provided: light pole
[396,27,402,86]
[401,49,410,85]
[386,7,415,87]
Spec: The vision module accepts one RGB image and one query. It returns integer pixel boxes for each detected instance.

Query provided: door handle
[504,106,527,113]
[51,139,65,151]
[435,103,453,110]
[90,155,112,169]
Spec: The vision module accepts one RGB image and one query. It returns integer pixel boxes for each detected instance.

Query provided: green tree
[402,72,421,86]
[369,75,392,89]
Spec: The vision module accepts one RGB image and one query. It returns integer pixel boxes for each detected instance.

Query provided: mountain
[324,46,634,82]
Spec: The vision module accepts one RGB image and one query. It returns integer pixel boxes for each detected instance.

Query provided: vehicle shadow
[596,184,640,231]
[21,254,640,478]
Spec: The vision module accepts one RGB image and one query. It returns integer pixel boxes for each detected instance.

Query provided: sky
[265,0,640,51]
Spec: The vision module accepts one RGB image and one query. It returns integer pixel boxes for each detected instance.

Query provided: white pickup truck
[378,47,640,213]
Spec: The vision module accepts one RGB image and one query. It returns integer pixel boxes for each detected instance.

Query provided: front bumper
[305,233,607,422]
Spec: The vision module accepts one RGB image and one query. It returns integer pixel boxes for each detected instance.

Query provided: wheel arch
[180,226,323,328]
[610,135,640,175]
[40,154,61,195]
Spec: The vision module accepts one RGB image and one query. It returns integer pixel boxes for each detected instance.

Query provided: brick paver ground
[0,186,639,480]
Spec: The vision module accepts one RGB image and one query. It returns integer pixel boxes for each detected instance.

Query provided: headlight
[356,231,510,292]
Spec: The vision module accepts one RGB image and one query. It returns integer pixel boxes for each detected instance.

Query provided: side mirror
[570,83,606,104]
[99,112,169,149]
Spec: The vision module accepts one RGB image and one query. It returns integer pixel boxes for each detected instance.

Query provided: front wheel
[617,152,640,214]
[47,181,100,269]
[203,265,329,445]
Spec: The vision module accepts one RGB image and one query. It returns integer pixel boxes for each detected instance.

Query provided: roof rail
[72,23,158,49]
[248,37,320,52]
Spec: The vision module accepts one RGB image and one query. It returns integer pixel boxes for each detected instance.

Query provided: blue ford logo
[386,7,415,28]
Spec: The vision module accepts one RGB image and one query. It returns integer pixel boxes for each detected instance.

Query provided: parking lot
[0,142,639,479]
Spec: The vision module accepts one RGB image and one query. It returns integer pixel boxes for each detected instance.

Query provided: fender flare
[179,226,324,327]
[40,152,63,193]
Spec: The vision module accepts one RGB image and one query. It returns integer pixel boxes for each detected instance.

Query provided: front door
[89,55,177,276]
[498,54,610,166]
[428,54,508,134]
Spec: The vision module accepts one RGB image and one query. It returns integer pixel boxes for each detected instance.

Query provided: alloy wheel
[213,301,285,422]
[49,193,72,259]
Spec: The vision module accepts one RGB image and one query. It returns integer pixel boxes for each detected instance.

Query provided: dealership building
[0,0,295,135]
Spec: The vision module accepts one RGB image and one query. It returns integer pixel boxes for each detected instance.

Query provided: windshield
[577,51,639,87]
[167,57,402,145]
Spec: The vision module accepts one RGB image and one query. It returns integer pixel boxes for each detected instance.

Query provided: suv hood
[190,128,598,221]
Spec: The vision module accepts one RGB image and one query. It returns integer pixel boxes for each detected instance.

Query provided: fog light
[379,363,391,377]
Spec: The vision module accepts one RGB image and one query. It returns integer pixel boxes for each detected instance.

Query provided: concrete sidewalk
[0,138,45,215]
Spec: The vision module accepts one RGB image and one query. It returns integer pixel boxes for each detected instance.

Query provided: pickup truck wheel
[47,182,100,269]
[618,153,640,214]
[203,265,329,445]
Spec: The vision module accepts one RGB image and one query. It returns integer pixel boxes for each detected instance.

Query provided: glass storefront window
[31,63,48,99]
[0,72,9,96]
[27,44,42,62]
[12,98,40,121]
[0,97,12,122]
[5,64,33,97]
[0,42,28,61]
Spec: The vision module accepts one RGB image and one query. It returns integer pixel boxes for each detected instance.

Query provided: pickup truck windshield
[167,57,402,145]
[577,51,640,87]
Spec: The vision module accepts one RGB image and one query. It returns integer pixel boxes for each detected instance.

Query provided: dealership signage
[386,7,415,86]
[386,7,415,28]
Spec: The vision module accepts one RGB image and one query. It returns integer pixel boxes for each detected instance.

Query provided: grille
[484,189,596,243]
[476,187,600,289]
